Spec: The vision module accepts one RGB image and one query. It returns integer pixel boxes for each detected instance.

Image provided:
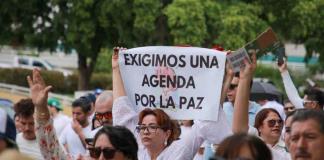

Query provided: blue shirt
[223,101,260,126]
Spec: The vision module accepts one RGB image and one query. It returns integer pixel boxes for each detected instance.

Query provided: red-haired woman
[112,47,233,160]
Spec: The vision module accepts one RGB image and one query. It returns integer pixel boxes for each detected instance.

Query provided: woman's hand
[27,68,52,109]
[112,47,127,70]
[278,58,288,73]
[239,53,257,80]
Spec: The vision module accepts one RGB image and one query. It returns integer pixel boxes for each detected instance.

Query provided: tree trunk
[78,54,91,90]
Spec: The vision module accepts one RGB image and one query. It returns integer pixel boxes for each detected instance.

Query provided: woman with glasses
[254,108,284,150]
[89,125,138,160]
[112,47,234,160]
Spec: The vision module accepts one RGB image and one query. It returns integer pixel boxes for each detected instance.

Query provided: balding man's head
[95,91,113,113]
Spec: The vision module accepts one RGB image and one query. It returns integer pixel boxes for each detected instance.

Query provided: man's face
[72,107,88,126]
[303,95,318,109]
[290,119,324,160]
[20,116,36,140]
[226,77,239,103]
[93,111,113,129]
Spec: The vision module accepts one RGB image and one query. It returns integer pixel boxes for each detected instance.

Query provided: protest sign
[226,48,250,73]
[228,28,286,72]
[119,46,226,121]
[244,27,285,58]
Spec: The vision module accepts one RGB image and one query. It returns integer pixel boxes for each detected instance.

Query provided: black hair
[13,98,34,118]
[304,88,324,108]
[94,126,138,160]
[292,109,324,134]
[72,97,91,113]
[216,133,272,160]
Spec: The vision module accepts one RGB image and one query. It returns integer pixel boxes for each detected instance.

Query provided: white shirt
[248,126,290,160]
[281,71,304,109]
[53,113,71,137]
[16,133,44,160]
[59,122,91,158]
[113,96,232,160]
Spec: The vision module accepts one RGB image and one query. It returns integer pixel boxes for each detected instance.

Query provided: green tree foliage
[165,0,207,46]
[1,0,323,90]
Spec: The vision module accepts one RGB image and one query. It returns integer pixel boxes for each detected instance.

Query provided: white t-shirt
[53,113,71,137]
[16,133,44,160]
[59,123,92,158]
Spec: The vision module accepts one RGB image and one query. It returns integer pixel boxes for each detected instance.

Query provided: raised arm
[220,59,234,106]
[27,69,67,160]
[278,60,303,108]
[112,47,127,100]
[112,47,139,130]
[232,53,256,133]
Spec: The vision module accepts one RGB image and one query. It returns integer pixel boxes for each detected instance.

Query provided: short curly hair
[13,98,34,118]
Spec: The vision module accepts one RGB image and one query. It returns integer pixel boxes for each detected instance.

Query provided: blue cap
[86,93,96,103]
[94,88,103,95]
[0,108,17,148]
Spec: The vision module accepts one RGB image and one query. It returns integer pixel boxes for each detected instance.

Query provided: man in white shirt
[59,97,92,158]
[47,97,71,137]
[13,99,43,160]
[87,91,113,139]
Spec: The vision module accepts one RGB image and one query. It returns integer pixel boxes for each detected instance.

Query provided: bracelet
[37,112,50,119]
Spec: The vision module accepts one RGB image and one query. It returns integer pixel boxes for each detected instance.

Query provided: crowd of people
[0,47,324,160]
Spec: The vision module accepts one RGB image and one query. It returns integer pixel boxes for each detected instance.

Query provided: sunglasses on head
[267,119,283,127]
[303,100,318,106]
[88,147,117,159]
[229,84,238,90]
[95,112,112,120]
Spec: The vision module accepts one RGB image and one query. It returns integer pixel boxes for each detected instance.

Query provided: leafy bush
[0,68,112,94]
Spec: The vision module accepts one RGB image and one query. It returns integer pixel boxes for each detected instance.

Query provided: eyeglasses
[267,119,283,127]
[95,112,112,120]
[229,84,238,90]
[88,147,117,159]
[136,124,161,134]
[303,100,318,106]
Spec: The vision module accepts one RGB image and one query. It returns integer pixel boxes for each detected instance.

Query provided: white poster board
[119,46,226,121]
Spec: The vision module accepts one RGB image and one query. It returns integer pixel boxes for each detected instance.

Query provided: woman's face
[92,134,126,160]
[259,111,283,143]
[139,115,170,149]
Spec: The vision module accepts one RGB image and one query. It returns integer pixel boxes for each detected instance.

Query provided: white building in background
[258,43,319,73]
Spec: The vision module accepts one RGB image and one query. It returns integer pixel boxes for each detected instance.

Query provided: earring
[164,140,167,146]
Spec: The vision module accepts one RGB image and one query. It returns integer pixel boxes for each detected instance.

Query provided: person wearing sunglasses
[223,72,261,127]
[88,125,138,160]
[254,108,290,159]
[112,47,236,160]
[91,91,113,130]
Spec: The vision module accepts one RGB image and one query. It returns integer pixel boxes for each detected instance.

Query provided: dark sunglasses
[88,147,117,159]
[95,112,112,120]
[229,84,238,90]
[267,119,283,127]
